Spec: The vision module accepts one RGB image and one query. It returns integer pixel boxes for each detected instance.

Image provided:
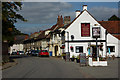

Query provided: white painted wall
[9,44,24,54]
[65,11,106,41]
[118,40,120,57]
[107,33,119,57]
[45,30,50,35]
[65,10,119,58]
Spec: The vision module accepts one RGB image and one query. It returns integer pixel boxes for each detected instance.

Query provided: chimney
[57,15,64,27]
[75,10,80,17]
[64,16,71,26]
[83,5,87,10]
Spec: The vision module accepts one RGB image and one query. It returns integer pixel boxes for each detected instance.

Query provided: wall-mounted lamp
[71,35,74,40]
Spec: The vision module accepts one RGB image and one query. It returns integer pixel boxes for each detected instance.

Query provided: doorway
[92,46,97,58]
[54,46,58,56]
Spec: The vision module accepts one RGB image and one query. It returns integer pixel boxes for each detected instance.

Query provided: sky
[14,2,118,35]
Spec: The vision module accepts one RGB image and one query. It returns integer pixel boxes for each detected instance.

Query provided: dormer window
[81,23,90,37]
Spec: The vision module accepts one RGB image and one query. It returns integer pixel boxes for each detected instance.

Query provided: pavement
[2,55,28,70]
[2,55,119,78]
[2,59,18,70]
[78,58,119,78]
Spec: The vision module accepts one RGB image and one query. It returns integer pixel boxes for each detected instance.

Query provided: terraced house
[23,15,71,56]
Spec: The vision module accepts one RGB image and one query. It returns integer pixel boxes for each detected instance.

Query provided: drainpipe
[105,30,108,58]
[67,32,69,53]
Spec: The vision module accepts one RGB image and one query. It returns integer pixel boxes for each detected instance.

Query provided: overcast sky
[14,2,118,35]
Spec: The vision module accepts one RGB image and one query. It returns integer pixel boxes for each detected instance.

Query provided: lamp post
[96,37,99,61]
[92,27,100,61]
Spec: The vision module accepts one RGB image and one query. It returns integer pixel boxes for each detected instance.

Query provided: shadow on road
[9,55,29,60]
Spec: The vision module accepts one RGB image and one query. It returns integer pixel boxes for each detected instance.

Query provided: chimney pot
[83,5,87,10]
[75,10,80,17]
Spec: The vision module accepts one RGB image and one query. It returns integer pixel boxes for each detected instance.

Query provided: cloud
[89,6,118,21]
[16,2,72,34]
[16,2,118,34]
[18,2,72,24]
[15,24,51,34]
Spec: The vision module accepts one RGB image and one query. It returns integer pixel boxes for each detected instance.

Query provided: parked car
[38,50,49,57]
[31,50,39,56]
[25,51,28,55]
[26,50,32,55]
[17,51,24,55]
[11,52,17,55]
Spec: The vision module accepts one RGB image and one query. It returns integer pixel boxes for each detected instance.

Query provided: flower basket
[92,58,97,61]
[76,58,80,63]
[62,53,66,60]
[76,55,80,63]
[99,57,106,61]
[71,55,75,62]
[71,58,75,61]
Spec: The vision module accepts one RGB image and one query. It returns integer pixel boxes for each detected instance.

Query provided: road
[2,56,90,78]
[2,55,119,79]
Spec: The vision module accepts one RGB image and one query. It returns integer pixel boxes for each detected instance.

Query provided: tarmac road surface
[2,55,119,79]
[2,56,89,78]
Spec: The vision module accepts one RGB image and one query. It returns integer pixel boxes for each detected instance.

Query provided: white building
[64,5,120,58]
[9,44,24,54]
[9,35,27,54]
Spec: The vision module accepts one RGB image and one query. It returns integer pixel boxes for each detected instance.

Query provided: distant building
[9,35,28,54]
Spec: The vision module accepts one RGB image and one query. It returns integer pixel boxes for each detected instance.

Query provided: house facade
[64,5,120,58]
[9,35,28,54]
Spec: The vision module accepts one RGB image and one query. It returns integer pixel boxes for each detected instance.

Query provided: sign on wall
[81,23,90,37]
[92,27,100,38]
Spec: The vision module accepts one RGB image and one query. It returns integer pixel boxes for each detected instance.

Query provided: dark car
[31,50,39,56]
[11,52,17,55]
[17,51,24,55]
[38,50,49,57]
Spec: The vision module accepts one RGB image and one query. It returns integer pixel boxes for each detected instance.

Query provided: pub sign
[92,27,100,38]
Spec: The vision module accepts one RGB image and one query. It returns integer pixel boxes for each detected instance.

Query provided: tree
[2,2,27,46]
[108,15,120,21]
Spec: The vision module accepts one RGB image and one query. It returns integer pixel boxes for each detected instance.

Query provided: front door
[92,46,97,58]
[54,46,58,56]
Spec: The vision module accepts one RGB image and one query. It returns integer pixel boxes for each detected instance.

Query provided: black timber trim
[65,40,106,43]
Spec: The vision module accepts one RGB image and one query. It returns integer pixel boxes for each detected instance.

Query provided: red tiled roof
[50,24,58,30]
[112,34,120,40]
[98,21,120,40]
[37,31,46,39]
[98,21,120,34]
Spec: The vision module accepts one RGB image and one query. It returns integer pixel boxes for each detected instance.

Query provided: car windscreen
[35,50,39,53]
[19,51,24,53]
[42,50,48,52]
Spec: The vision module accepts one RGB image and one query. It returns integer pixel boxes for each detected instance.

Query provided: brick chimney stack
[64,16,71,26]
[57,15,64,27]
